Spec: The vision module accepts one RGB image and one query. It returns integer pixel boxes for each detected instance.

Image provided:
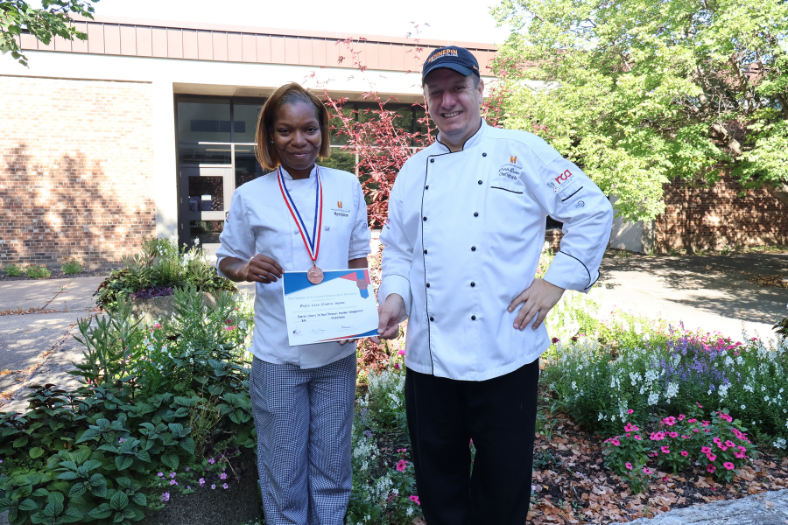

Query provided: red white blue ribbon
[277,166,323,264]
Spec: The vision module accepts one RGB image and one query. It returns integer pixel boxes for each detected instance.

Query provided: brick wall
[656,174,788,252]
[0,76,155,269]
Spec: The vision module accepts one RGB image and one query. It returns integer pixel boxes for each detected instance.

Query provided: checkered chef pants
[250,354,356,524]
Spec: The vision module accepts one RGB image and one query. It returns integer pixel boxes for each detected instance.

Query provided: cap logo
[428,49,459,64]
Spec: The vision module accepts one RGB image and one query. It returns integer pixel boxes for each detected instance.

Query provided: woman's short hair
[255,83,331,170]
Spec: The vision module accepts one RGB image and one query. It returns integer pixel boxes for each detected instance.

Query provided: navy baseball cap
[422,46,480,85]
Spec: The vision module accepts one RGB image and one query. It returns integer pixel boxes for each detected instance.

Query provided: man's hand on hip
[508,278,565,330]
[378,294,406,340]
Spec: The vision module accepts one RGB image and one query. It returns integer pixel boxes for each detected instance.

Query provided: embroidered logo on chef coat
[329,201,350,217]
[497,155,522,182]
[546,169,577,194]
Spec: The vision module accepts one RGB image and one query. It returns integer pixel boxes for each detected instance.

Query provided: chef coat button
[482,152,487,157]
[471,315,477,320]
[423,216,427,221]
[294,229,299,234]
[474,212,479,217]
[471,282,475,287]
[478,180,482,185]
[425,185,429,190]
[430,316,434,322]
[471,246,476,251]
[426,283,430,288]
[324,225,330,231]
[423,249,428,254]
[430,158,435,163]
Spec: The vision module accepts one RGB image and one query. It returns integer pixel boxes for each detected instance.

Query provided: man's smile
[441,111,463,119]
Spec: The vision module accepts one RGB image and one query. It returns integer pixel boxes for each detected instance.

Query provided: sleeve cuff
[216,257,229,279]
[543,251,598,293]
[378,275,412,322]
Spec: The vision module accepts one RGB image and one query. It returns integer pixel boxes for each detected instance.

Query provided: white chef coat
[216,165,371,368]
[378,120,613,381]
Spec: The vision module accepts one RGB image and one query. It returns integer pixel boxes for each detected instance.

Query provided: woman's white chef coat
[378,120,613,381]
[216,165,371,368]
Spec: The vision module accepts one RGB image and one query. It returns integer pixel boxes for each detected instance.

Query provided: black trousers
[405,359,540,525]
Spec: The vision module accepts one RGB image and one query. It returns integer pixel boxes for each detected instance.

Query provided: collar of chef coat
[278,164,317,181]
[434,118,486,153]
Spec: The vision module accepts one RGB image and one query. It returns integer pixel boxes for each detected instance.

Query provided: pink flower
[701,447,711,454]
[681,451,688,457]
[396,460,408,472]
[688,418,698,423]
[707,454,717,462]
[627,409,634,414]
[734,451,746,459]
[609,438,620,446]
[409,495,421,505]
[713,437,722,445]
[678,414,686,420]
[624,423,639,432]
[701,421,710,427]
[697,402,703,408]
[723,462,735,471]
[394,363,401,370]
[398,349,405,356]
[661,446,671,454]
[725,440,735,448]
[706,465,716,473]
[625,463,633,470]
[551,337,560,344]
[669,432,678,438]
[662,416,676,426]
[634,435,642,441]
[693,429,700,433]
[643,467,652,475]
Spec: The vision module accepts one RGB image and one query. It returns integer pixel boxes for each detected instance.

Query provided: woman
[216,83,371,524]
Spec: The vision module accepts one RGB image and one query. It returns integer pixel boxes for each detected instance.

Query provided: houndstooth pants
[250,354,356,525]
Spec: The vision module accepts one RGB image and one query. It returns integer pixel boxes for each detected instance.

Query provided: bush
[96,238,236,310]
[4,263,23,277]
[61,259,83,275]
[0,289,256,525]
[25,265,51,279]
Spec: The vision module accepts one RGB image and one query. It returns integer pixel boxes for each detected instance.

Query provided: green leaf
[56,472,78,481]
[32,488,49,497]
[90,483,107,498]
[18,499,38,512]
[13,436,29,447]
[179,437,195,455]
[110,491,129,511]
[62,507,84,523]
[67,483,87,499]
[115,455,133,471]
[88,503,112,519]
[88,473,105,487]
[29,447,45,459]
[160,454,179,471]
[131,493,147,507]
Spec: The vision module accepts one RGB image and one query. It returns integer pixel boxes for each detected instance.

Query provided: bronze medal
[307,266,324,285]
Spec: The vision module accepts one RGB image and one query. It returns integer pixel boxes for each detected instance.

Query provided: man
[376,46,613,524]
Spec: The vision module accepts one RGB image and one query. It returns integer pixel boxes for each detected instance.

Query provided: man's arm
[511,147,613,330]
[376,168,414,339]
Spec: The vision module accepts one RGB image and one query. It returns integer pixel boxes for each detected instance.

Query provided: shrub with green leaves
[61,259,83,275]
[4,263,23,277]
[0,289,256,524]
[96,237,236,310]
[25,265,51,279]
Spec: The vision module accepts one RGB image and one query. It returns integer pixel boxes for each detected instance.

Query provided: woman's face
[271,100,322,173]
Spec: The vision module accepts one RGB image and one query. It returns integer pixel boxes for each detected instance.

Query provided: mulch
[527,412,788,524]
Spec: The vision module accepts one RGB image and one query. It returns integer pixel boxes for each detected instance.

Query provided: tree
[491,0,788,221]
[1,0,98,67]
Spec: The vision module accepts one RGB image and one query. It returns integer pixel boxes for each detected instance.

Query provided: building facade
[0,16,496,268]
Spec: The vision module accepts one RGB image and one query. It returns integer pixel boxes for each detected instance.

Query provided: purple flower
[220,473,227,480]
[211,484,216,490]
[199,478,205,486]
[161,493,170,502]
[170,480,178,486]
[169,472,176,478]
[185,467,190,472]
[208,458,216,465]
[222,483,229,489]
[157,472,164,477]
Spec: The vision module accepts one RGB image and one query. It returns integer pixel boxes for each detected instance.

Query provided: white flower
[648,392,660,405]
[744,384,754,393]
[765,396,770,402]
[741,405,746,409]
[774,438,786,449]
[571,381,577,390]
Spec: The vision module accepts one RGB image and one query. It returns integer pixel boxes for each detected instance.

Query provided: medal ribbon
[277,166,323,264]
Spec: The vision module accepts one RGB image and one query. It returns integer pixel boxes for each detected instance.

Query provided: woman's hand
[243,254,283,284]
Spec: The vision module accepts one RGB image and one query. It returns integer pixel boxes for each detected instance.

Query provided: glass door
[178,166,234,257]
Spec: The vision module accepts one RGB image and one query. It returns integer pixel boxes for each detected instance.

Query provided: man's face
[423,69,484,147]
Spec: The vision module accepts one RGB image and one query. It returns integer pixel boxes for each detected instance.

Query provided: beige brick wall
[656,174,788,252]
[0,76,155,269]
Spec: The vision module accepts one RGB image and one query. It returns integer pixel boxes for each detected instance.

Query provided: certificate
[282,269,379,346]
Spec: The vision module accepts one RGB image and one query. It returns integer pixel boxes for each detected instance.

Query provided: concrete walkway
[597,253,788,343]
[628,488,788,524]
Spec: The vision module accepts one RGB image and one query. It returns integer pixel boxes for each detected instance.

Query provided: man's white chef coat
[378,120,613,381]
[216,165,371,368]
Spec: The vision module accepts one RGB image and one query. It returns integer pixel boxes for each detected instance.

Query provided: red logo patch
[555,170,573,184]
